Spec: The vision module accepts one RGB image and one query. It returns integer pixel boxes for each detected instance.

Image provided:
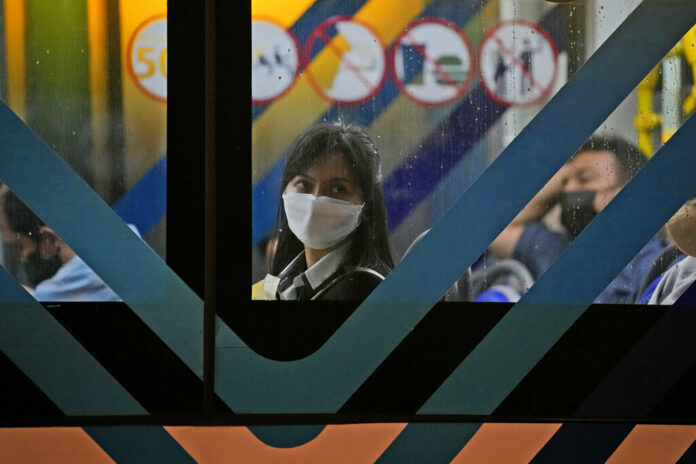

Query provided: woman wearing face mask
[647,195,696,305]
[252,121,394,301]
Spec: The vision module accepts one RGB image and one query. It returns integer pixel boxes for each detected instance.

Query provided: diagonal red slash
[491,33,545,94]
[317,26,376,94]
[401,30,462,88]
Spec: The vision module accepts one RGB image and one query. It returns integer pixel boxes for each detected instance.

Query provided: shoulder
[648,256,696,305]
[312,267,385,301]
[513,221,569,278]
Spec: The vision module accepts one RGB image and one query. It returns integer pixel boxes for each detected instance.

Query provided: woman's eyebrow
[329,176,355,183]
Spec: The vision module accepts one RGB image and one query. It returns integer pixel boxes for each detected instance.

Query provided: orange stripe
[451,423,562,464]
[166,424,406,464]
[0,428,115,464]
[4,0,26,119]
[606,425,696,464]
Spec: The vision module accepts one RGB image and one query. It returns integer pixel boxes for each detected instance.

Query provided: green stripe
[25,0,92,183]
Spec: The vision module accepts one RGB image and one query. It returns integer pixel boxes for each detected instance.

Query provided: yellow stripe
[87,0,110,195]
[4,0,26,120]
[251,0,316,29]
[252,0,426,184]
[119,0,167,189]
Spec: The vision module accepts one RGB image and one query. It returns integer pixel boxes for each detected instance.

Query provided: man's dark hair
[2,190,44,241]
[576,135,646,183]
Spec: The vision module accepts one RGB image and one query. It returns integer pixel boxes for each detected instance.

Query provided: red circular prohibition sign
[304,16,387,107]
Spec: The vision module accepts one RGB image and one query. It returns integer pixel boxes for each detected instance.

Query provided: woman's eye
[295,180,309,192]
[330,184,347,194]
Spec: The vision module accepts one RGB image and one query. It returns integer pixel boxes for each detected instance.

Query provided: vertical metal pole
[203,0,216,414]
[661,53,682,144]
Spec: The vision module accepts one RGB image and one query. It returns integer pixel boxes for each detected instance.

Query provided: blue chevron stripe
[420,111,696,415]
[84,427,196,464]
[113,155,166,236]
[219,0,696,414]
[0,101,204,378]
[0,266,144,414]
[376,423,480,464]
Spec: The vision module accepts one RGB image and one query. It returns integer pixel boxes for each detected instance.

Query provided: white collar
[274,242,350,300]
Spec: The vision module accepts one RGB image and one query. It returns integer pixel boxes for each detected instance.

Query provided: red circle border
[476,19,559,109]
[303,15,387,107]
[389,17,476,108]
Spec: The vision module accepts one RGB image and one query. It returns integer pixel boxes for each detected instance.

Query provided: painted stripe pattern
[1,424,695,463]
[2,0,696,461]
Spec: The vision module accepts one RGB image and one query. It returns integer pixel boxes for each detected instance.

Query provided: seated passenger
[489,135,667,304]
[2,189,125,301]
[0,184,61,288]
[648,194,696,305]
[252,121,394,301]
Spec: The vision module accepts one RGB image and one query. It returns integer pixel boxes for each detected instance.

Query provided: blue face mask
[559,190,598,240]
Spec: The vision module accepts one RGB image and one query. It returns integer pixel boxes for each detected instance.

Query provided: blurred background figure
[0,186,125,301]
[0,183,61,289]
[647,194,696,305]
[487,135,668,304]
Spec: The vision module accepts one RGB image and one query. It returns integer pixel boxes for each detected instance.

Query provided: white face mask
[283,192,364,250]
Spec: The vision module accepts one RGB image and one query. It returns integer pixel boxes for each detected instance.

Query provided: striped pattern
[1,0,696,462]
[0,424,695,463]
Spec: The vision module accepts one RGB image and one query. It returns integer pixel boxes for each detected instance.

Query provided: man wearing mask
[1,189,122,301]
[489,135,667,304]
[648,194,696,305]
[0,184,61,288]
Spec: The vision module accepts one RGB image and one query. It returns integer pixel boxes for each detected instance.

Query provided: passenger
[2,189,122,301]
[252,121,394,301]
[0,185,61,288]
[488,135,667,304]
[648,194,696,305]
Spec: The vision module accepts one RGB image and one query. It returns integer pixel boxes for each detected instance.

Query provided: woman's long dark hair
[270,121,394,276]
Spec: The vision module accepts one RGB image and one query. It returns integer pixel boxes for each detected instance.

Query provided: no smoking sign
[478,20,558,107]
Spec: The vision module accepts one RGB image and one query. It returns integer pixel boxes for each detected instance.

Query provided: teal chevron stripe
[375,423,481,464]
[0,266,145,415]
[84,427,196,464]
[421,112,696,414]
[0,101,204,377]
[215,0,696,413]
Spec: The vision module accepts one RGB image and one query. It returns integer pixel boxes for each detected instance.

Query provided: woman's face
[284,152,364,205]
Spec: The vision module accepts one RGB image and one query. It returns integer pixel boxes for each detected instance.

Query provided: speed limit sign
[127,14,167,102]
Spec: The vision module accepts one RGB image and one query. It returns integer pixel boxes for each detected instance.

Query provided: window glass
[0,0,167,300]
[250,0,696,306]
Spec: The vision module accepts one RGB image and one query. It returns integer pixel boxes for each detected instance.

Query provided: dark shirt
[513,221,667,304]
